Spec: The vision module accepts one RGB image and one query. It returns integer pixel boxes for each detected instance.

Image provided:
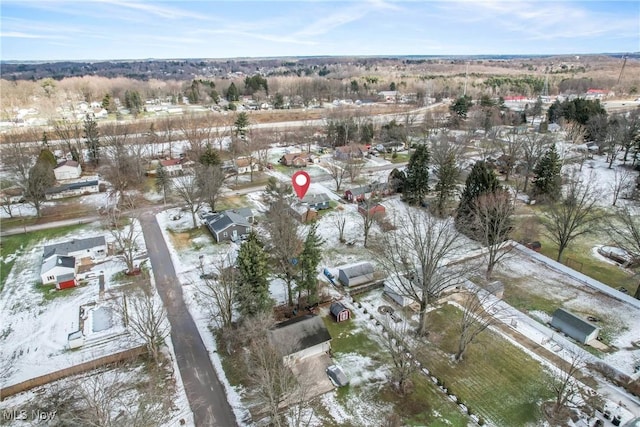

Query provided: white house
[54,160,82,181]
[45,180,100,200]
[160,159,184,176]
[40,255,76,288]
[268,315,332,367]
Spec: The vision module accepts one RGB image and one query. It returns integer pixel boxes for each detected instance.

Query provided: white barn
[54,160,82,181]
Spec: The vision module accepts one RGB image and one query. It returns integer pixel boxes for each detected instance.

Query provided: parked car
[326,365,349,387]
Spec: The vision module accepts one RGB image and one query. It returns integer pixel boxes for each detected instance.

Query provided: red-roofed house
[160,158,183,176]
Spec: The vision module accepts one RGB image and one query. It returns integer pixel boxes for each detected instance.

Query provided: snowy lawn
[319,309,469,426]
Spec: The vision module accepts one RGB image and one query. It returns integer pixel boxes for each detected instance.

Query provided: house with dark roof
[268,315,332,367]
[334,144,368,160]
[344,182,388,203]
[43,236,107,262]
[40,255,77,289]
[54,160,82,181]
[550,308,600,344]
[337,262,376,287]
[302,193,331,211]
[204,209,253,242]
[45,180,100,200]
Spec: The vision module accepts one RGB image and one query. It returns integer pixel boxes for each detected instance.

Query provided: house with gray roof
[45,180,100,200]
[302,193,331,211]
[268,315,332,367]
[204,209,253,242]
[43,236,107,261]
[40,255,77,289]
[550,308,600,344]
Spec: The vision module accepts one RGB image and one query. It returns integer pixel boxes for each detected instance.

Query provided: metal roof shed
[550,308,600,344]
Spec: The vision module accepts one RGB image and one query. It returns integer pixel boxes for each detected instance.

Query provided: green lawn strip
[419,304,553,427]
[322,314,469,426]
[0,224,86,292]
[493,276,560,316]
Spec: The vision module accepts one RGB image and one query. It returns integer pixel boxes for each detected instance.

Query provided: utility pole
[463,61,469,97]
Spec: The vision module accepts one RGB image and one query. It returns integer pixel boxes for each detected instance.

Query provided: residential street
[140,212,237,427]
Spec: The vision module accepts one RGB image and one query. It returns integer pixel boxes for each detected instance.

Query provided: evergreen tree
[83,113,100,165]
[234,112,250,138]
[434,151,460,215]
[235,232,272,318]
[532,144,562,199]
[26,157,56,217]
[37,148,56,168]
[403,144,430,205]
[124,90,143,116]
[155,164,171,205]
[273,93,285,109]
[450,95,473,119]
[226,82,240,102]
[41,131,49,148]
[199,145,221,166]
[455,160,500,234]
[297,224,324,304]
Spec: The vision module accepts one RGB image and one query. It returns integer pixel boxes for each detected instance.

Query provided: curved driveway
[140,212,237,427]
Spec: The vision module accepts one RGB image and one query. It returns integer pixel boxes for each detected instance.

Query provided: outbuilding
[550,308,600,344]
[337,262,375,287]
[329,302,350,322]
[54,160,82,181]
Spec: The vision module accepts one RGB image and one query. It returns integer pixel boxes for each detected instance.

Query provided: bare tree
[345,158,364,183]
[1,134,35,187]
[492,131,523,182]
[196,164,226,212]
[521,133,550,193]
[547,350,585,421]
[380,319,417,395]
[606,206,640,298]
[197,253,237,329]
[238,313,297,427]
[52,118,83,163]
[543,171,601,262]
[120,278,170,364]
[264,191,302,306]
[326,159,349,192]
[331,206,348,243]
[372,209,469,336]
[101,123,143,205]
[454,286,503,362]
[107,208,143,275]
[472,190,515,279]
[431,134,462,215]
[610,167,634,206]
[173,174,202,228]
[359,198,383,248]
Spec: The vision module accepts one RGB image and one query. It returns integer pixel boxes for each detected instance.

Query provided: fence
[0,345,147,400]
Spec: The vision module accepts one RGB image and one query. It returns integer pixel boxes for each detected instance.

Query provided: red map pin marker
[292,171,311,199]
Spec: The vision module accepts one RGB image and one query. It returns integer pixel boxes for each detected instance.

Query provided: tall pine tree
[297,224,324,305]
[235,232,272,318]
[455,160,500,235]
[434,151,460,216]
[83,113,100,166]
[532,144,562,199]
[403,144,430,205]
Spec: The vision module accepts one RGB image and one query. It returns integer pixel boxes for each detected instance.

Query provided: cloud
[94,0,210,21]
[0,31,52,39]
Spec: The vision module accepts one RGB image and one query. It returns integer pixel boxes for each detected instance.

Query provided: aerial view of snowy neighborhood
[1,2,640,427]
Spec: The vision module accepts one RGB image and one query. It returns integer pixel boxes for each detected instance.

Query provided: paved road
[140,212,237,427]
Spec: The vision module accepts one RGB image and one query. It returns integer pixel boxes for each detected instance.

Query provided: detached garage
[268,315,332,367]
[550,308,600,344]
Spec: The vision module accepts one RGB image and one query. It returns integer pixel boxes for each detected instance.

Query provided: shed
[337,262,375,287]
[550,308,600,344]
[383,281,414,307]
[330,302,350,322]
[57,272,77,290]
[268,315,332,367]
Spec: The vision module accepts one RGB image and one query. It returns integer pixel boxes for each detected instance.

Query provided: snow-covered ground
[0,219,194,425]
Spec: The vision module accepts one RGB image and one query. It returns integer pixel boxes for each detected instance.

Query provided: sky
[1,0,639,61]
